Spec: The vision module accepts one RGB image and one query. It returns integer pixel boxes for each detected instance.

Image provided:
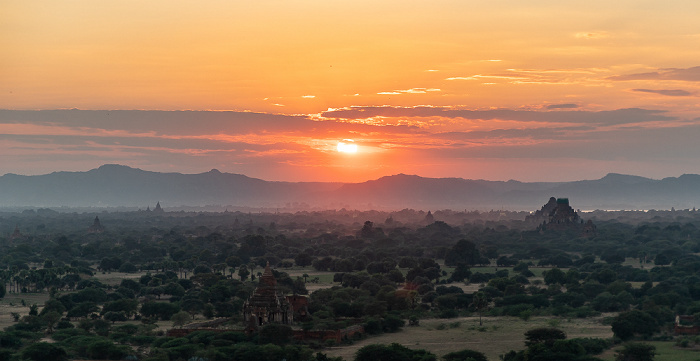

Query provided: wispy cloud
[320,106,674,126]
[445,77,475,81]
[547,104,579,109]
[378,88,441,95]
[609,66,700,82]
[446,68,604,86]
[574,31,609,39]
[632,88,693,97]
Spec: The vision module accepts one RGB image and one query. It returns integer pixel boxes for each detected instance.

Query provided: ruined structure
[286,294,309,321]
[242,263,293,331]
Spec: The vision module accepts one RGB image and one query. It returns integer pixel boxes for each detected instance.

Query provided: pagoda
[242,262,293,330]
[87,216,105,234]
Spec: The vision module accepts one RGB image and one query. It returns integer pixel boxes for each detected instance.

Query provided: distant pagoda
[88,216,105,234]
[10,225,25,241]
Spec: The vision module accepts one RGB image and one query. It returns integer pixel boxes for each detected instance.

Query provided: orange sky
[2,1,700,182]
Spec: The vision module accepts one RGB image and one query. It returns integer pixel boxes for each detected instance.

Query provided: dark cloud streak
[632,89,693,97]
[608,66,700,82]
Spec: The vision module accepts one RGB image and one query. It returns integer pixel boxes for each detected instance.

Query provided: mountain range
[1,164,700,211]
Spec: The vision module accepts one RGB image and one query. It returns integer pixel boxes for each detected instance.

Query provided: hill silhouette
[1,165,700,210]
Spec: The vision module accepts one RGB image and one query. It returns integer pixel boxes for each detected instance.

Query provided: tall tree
[445,239,480,266]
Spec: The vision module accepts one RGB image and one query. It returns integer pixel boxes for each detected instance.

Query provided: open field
[0,292,50,331]
[92,270,146,286]
[598,341,700,361]
[325,315,613,361]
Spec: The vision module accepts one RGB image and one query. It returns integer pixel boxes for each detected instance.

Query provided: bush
[569,338,611,355]
[443,349,488,361]
[355,343,436,361]
[259,324,293,344]
[439,309,459,318]
[382,315,405,333]
[615,342,655,361]
[22,342,68,361]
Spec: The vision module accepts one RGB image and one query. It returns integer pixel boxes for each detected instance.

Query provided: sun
[337,140,358,153]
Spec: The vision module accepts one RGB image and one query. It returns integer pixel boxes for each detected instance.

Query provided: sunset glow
[337,141,358,154]
[2,1,700,182]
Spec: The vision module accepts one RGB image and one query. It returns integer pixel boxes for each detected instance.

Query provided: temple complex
[527,197,595,236]
[242,262,293,331]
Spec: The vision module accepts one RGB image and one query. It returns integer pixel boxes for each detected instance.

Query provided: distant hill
[0,164,338,209]
[1,164,700,210]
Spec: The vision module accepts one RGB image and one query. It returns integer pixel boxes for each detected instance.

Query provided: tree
[445,239,479,267]
[259,323,293,344]
[524,327,567,347]
[611,310,658,341]
[442,349,488,361]
[86,339,129,360]
[203,303,215,319]
[615,343,656,361]
[21,342,68,361]
[355,343,436,361]
[470,292,489,326]
[382,315,405,333]
[42,311,62,333]
[295,253,314,267]
[238,265,250,281]
[171,310,191,328]
[450,263,472,282]
[101,299,139,318]
[181,298,204,319]
[103,311,128,324]
[140,301,179,321]
[543,268,566,285]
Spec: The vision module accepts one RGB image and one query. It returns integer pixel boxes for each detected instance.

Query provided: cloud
[632,89,693,97]
[301,95,316,99]
[609,66,700,82]
[446,68,602,85]
[547,104,579,109]
[2,108,699,182]
[574,31,609,39]
[377,88,441,95]
[320,106,675,125]
[0,109,328,136]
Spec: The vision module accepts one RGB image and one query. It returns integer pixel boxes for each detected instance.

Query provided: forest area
[1,204,700,361]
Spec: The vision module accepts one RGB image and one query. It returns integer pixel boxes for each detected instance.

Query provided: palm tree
[470,292,489,326]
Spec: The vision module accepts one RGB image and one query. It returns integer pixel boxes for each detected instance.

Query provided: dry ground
[324,315,613,361]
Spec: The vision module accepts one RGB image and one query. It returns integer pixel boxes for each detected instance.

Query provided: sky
[2,1,700,182]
